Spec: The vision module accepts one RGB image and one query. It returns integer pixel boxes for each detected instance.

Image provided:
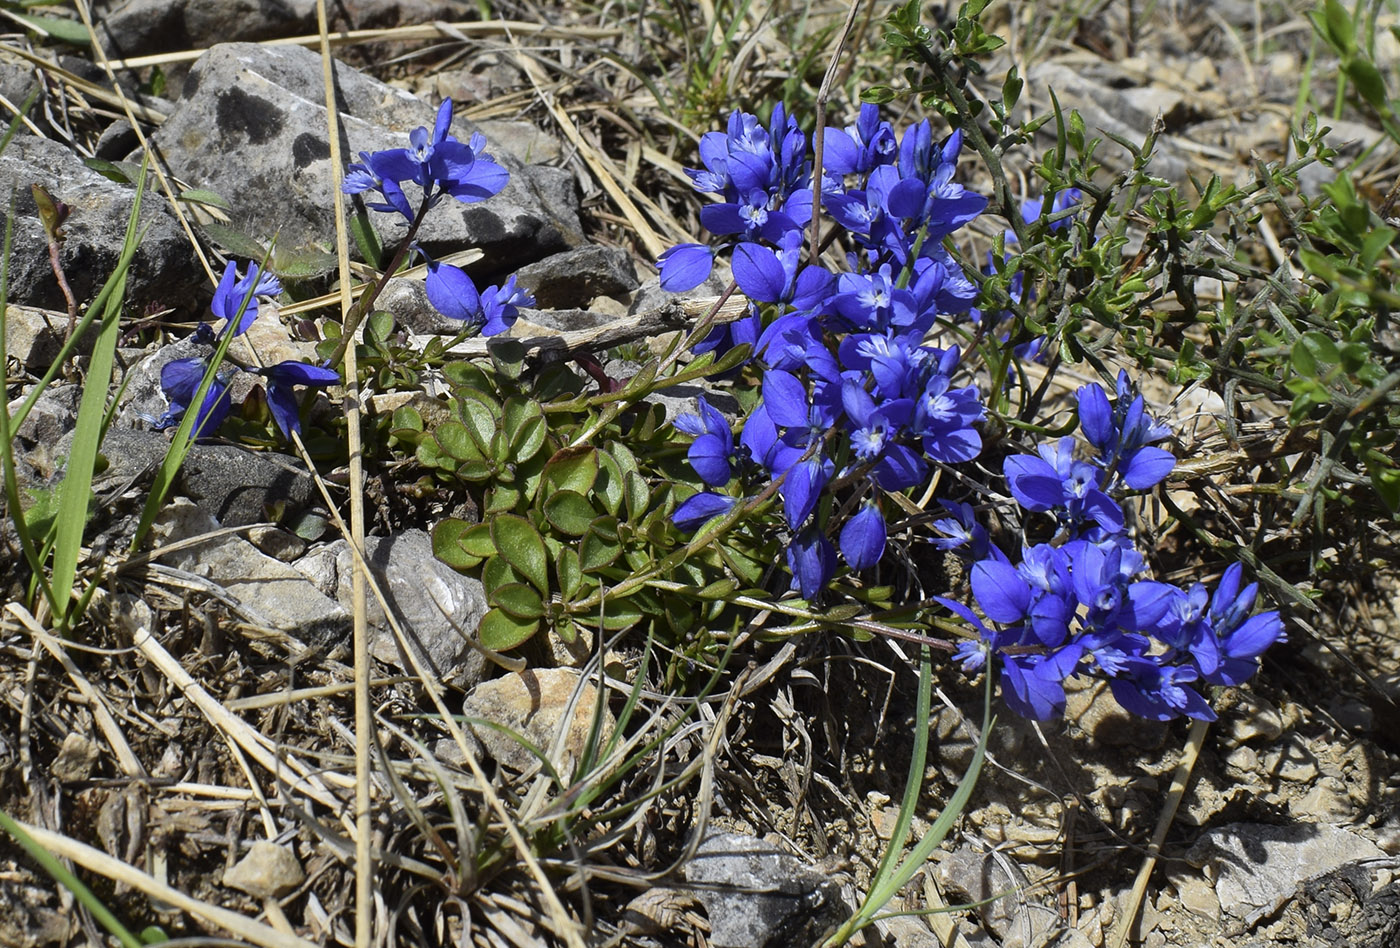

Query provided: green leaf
[81,158,142,184]
[11,10,90,44]
[491,514,550,593]
[623,470,651,522]
[503,398,548,463]
[558,547,583,601]
[272,247,339,279]
[1323,0,1357,55]
[199,222,269,261]
[391,405,423,433]
[458,396,499,456]
[484,484,522,516]
[490,582,545,620]
[1370,462,1400,510]
[543,490,596,536]
[432,519,493,571]
[1344,56,1388,110]
[543,446,599,495]
[366,310,395,343]
[579,515,621,572]
[175,188,230,209]
[594,449,624,516]
[433,421,485,463]
[477,608,539,650]
[349,206,384,270]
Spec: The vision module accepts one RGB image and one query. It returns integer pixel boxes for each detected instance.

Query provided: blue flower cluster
[662,103,988,599]
[344,99,532,337]
[937,372,1285,721]
[156,261,339,438]
[659,103,1284,722]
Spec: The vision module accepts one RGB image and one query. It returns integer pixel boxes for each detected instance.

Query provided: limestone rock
[149,43,581,269]
[223,841,304,900]
[461,668,613,772]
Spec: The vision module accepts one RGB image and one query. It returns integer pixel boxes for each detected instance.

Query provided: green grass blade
[128,246,274,554]
[0,192,55,608]
[0,810,144,948]
[46,157,151,626]
[824,653,992,946]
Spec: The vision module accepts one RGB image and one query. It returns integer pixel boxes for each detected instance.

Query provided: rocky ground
[3,1,1400,947]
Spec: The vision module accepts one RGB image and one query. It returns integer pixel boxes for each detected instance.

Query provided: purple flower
[350,99,506,213]
[155,356,233,438]
[673,396,736,487]
[261,361,340,437]
[425,261,533,336]
[1003,438,1124,534]
[658,243,717,292]
[672,491,738,532]
[210,260,281,337]
[839,501,887,569]
[786,525,836,600]
[1076,371,1175,490]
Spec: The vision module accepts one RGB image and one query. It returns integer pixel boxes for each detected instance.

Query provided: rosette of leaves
[399,358,771,654]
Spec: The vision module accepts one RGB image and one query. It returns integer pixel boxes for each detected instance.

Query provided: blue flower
[155,356,234,438]
[658,243,717,292]
[1004,438,1124,534]
[425,260,534,336]
[344,100,507,220]
[211,260,281,337]
[1076,371,1175,490]
[839,501,887,569]
[786,525,836,600]
[672,491,739,532]
[260,361,340,437]
[673,396,737,487]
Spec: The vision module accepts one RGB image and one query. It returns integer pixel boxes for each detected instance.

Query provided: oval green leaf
[491,514,550,594]
[543,490,597,536]
[491,582,545,620]
[477,608,539,651]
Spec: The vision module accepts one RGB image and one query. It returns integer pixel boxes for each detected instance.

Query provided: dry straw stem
[503,28,674,258]
[9,609,145,778]
[310,4,374,947]
[1109,717,1209,948]
[10,819,317,948]
[307,9,585,942]
[415,291,751,359]
[104,20,623,71]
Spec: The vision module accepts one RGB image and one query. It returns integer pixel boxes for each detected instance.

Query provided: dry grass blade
[311,5,374,948]
[7,605,145,778]
[105,20,624,71]
[505,32,671,258]
[128,620,346,806]
[11,820,318,948]
[1109,718,1210,948]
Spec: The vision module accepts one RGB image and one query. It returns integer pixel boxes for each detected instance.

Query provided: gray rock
[178,445,319,528]
[682,832,843,948]
[1185,822,1388,934]
[3,304,84,372]
[515,245,638,309]
[934,843,1063,945]
[299,529,488,684]
[473,119,564,165]
[157,500,347,637]
[223,841,304,900]
[0,135,202,312]
[461,667,613,772]
[149,43,580,270]
[93,0,471,59]
[9,383,82,485]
